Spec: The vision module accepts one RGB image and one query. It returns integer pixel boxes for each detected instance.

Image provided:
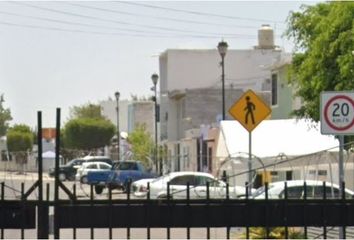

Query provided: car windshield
[115,162,138,170]
[65,159,80,166]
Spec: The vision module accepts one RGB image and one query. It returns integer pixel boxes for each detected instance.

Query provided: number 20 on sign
[320,92,354,135]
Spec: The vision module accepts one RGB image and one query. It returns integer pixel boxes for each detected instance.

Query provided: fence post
[37,111,49,239]
[54,108,61,239]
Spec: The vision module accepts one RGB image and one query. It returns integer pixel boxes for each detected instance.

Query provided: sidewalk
[0,170,52,181]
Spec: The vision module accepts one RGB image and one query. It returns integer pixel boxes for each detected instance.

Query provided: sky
[0,0,319,128]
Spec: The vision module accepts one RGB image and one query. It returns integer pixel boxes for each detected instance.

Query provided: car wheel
[68,175,75,181]
[80,176,88,184]
[59,173,66,181]
[95,186,104,194]
[121,181,130,193]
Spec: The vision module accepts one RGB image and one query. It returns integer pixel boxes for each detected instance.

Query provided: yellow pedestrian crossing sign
[228,89,271,132]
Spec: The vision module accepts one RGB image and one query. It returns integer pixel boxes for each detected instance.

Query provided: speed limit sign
[321,91,354,135]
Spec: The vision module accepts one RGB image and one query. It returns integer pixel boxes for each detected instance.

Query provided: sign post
[321,91,354,239]
[229,90,271,193]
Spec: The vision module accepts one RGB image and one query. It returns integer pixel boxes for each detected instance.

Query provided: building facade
[158,26,300,174]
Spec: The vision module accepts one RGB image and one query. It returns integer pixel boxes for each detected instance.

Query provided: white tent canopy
[217,119,339,159]
[42,151,56,158]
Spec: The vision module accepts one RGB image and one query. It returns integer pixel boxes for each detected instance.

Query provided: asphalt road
[0,171,130,200]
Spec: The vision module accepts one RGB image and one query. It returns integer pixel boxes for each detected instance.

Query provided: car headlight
[139,186,148,192]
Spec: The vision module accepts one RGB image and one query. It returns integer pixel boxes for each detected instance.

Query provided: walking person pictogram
[244,96,256,124]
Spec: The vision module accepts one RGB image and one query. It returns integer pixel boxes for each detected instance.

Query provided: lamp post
[115,91,120,161]
[151,73,159,174]
[218,40,228,120]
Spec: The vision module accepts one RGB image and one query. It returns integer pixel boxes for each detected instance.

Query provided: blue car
[87,160,157,194]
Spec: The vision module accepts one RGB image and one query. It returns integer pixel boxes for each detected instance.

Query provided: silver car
[76,161,112,184]
[132,171,250,199]
[252,180,354,199]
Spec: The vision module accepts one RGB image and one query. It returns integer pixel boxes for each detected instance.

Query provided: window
[86,164,98,169]
[271,73,278,105]
[99,164,111,170]
[195,176,219,187]
[170,175,195,186]
[280,186,304,199]
[116,162,138,170]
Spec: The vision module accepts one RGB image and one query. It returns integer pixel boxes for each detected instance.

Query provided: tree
[6,124,33,173]
[127,124,154,168]
[63,118,115,150]
[286,2,354,122]
[0,94,12,136]
[69,103,106,120]
[63,102,115,153]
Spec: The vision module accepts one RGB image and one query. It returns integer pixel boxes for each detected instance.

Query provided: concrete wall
[159,48,283,143]
[100,99,129,134]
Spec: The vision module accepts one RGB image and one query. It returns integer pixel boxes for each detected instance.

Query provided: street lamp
[151,73,159,174]
[218,40,228,120]
[114,91,120,161]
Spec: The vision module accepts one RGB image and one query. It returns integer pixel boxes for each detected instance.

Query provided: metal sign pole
[248,132,252,194]
[338,135,345,239]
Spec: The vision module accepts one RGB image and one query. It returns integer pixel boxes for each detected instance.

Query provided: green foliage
[127,124,154,167]
[6,124,33,152]
[239,227,305,239]
[286,2,354,121]
[0,94,12,136]
[63,118,115,150]
[10,124,32,133]
[69,103,106,120]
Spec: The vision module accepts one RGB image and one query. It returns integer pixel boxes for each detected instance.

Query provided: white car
[132,171,250,199]
[252,180,354,199]
[131,178,156,197]
[76,161,112,184]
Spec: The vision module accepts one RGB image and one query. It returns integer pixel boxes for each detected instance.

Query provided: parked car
[132,171,251,199]
[75,161,112,184]
[131,178,156,197]
[251,180,354,199]
[48,156,113,181]
[87,160,157,194]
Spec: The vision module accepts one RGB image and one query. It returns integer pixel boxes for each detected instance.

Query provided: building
[158,25,299,173]
[101,99,156,138]
[215,119,354,189]
[100,99,156,160]
[269,54,302,119]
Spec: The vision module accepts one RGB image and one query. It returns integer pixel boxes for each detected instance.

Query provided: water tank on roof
[258,24,274,49]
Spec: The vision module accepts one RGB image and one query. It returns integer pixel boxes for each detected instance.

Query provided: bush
[63,118,115,150]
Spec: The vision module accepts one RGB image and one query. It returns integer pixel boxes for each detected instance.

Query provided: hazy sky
[0,1,319,128]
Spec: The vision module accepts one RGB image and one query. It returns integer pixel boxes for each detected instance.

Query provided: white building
[158,25,293,144]
[215,119,354,189]
[158,25,300,173]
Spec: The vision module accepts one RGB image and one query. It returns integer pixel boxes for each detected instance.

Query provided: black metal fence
[2,109,354,239]
[1,180,354,239]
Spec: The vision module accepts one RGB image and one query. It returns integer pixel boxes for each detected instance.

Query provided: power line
[0,10,166,35]
[116,1,286,25]
[11,1,259,38]
[66,2,264,30]
[0,20,260,39]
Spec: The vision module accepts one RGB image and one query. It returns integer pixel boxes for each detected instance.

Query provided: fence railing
[1,180,354,239]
